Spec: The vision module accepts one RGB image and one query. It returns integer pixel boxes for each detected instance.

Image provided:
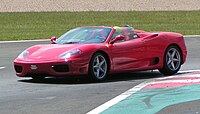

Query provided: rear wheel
[159,45,182,75]
[89,53,108,82]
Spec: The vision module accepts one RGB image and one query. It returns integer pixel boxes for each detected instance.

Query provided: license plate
[30,65,38,70]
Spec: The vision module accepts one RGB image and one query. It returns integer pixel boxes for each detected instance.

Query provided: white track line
[87,70,200,114]
[150,79,200,84]
[154,70,200,80]
[156,74,200,80]
[0,67,6,70]
[0,39,48,44]
[184,35,200,38]
[179,69,200,73]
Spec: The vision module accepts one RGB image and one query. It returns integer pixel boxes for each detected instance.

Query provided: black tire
[89,53,109,82]
[159,45,182,75]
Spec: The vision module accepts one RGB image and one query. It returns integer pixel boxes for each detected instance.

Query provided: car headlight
[59,49,82,59]
[18,50,29,58]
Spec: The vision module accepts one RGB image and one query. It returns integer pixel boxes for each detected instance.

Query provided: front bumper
[14,59,88,77]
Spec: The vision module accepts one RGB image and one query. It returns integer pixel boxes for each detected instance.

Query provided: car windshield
[55,27,112,44]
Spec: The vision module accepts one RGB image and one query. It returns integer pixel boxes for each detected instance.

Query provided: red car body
[14,26,187,81]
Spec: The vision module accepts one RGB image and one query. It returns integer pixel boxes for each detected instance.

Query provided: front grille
[52,65,69,72]
[14,65,23,73]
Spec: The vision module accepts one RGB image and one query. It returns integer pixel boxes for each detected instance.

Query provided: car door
[110,37,147,71]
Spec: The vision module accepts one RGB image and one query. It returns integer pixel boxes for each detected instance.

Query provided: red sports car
[14,26,187,81]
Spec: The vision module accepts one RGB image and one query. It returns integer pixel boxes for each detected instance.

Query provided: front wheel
[89,53,108,82]
[159,46,182,75]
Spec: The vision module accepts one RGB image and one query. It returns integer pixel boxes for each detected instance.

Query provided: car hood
[26,44,83,61]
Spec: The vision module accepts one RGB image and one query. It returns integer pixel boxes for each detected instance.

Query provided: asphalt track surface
[0,37,200,114]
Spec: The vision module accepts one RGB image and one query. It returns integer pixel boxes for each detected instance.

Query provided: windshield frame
[55,27,113,44]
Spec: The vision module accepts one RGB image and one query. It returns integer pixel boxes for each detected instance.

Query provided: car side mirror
[51,36,56,44]
[110,35,125,44]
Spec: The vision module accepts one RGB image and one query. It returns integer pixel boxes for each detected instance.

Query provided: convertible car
[14,26,187,81]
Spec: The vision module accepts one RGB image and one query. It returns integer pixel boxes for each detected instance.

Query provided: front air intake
[14,65,23,73]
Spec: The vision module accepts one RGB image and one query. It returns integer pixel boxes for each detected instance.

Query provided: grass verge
[0,11,200,41]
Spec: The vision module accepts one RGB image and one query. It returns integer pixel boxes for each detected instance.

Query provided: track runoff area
[87,70,200,114]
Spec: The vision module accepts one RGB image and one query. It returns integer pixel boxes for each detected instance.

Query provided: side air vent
[149,58,159,66]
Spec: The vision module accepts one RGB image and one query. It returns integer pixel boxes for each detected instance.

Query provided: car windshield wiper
[63,42,79,44]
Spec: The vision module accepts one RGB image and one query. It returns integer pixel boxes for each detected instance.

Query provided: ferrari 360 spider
[14,26,187,81]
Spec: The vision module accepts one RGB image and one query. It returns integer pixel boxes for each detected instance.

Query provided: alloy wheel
[166,48,181,71]
[92,55,108,79]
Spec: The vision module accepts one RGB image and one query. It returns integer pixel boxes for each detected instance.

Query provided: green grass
[0,11,200,41]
